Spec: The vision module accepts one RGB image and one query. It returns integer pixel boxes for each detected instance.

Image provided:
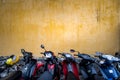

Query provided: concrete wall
[0,0,120,56]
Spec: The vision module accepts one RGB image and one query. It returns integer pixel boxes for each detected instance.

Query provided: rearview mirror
[70,49,75,53]
[21,49,25,53]
[41,44,45,49]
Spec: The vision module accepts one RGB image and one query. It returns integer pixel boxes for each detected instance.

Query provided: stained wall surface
[0,0,120,56]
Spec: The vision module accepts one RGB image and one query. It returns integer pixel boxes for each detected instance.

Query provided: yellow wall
[0,0,120,56]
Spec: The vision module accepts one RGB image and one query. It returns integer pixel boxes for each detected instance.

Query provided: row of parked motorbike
[0,44,120,80]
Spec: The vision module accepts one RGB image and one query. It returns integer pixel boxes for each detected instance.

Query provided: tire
[66,72,77,80]
[94,74,105,80]
[79,68,88,80]
[29,64,36,78]
[0,71,22,80]
[93,63,106,80]
[22,60,36,80]
[37,71,53,80]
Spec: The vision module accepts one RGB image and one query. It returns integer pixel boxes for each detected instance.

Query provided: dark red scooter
[58,52,80,80]
[37,44,60,80]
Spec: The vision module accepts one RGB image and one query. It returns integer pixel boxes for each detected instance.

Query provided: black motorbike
[95,52,120,80]
[20,49,37,80]
[70,49,104,80]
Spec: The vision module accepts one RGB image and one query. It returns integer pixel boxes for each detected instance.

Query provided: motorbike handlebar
[74,54,78,56]
[40,52,44,54]
[94,54,102,58]
[58,53,65,57]
[94,55,99,57]
[58,53,62,55]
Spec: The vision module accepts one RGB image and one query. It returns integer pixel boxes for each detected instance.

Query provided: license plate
[109,70,113,73]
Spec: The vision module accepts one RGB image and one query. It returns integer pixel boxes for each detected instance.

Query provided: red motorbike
[58,52,80,80]
[37,44,60,80]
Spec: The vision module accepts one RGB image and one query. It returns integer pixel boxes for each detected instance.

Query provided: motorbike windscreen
[65,53,73,58]
[102,55,120,62]
[80,54,92,60]
[45,52,53,58]
[64,53,74,60]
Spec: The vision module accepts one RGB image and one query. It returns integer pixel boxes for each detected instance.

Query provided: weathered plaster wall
[0,0,120,56]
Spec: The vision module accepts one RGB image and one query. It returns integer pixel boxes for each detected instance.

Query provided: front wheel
[66,72,77,80]
[37,71,53,80]
[93,74,105,80]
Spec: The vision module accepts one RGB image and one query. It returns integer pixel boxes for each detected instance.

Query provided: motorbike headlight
[109,70,113,73]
